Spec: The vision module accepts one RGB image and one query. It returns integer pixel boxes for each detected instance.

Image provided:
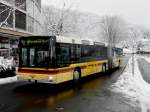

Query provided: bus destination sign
[20,39,49,46]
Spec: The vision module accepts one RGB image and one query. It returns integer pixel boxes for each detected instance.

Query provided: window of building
[10,39,18,45]
[15,9,26,30]
[0,3,13,28]
[15,0,26,11]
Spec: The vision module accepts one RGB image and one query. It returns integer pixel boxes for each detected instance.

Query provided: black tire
[28,79,31,83]
[118,60,121,67]
[102,64,106,73]
[35,80,37,84]
[73,69,81,83]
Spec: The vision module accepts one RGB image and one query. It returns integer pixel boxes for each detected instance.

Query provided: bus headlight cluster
[49,76,53,80]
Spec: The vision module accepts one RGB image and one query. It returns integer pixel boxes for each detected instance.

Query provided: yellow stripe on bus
[17,59,121,84]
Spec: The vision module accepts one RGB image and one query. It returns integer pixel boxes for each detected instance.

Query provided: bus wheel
[28,79,31,83]
[102,64,106,73]
[73,69,80,83]
[118,60,121,67]
[35,80,37,84]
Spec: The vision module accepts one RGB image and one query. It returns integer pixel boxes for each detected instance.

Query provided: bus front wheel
[102,64,106,73]
[73,69,81,82]
[118,60,121,67]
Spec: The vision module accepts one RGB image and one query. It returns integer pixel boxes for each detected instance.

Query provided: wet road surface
[138,58,150,84]
[0,56,139,112]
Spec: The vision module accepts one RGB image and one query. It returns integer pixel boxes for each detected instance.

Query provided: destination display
[21,39,49,46]
[19,37,51,47]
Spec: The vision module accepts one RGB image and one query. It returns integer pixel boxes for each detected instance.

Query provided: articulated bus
[17,36,122,84]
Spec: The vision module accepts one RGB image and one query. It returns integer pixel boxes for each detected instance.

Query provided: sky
[42,0,150,29]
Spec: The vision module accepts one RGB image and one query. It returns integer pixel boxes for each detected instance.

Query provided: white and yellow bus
[17,36,122,84]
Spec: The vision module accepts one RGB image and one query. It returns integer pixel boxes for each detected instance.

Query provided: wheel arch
[102,62,107,72]
[74,67,81,75]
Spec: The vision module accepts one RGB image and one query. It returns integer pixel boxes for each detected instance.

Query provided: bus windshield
[19,36,56,68]
[21,47,49,67]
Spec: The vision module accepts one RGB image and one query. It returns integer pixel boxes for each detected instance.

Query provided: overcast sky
[42,0,150,29]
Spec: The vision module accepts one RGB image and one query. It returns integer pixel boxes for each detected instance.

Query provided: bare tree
[100,16,127,68]
[0,3,13,27]
[0,0,26,28]
[42,0,77,36]
[100,16,127,46]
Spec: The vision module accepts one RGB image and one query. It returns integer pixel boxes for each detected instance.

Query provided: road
[0,56,139,112]
[138,58,150,84]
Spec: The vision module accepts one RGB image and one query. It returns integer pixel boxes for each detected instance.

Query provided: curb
[0,76,17,85]
[120,57,130,75]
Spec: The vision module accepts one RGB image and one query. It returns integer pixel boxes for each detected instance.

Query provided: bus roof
[56,36,82,44]
[19,36,106,46]
[56,36,106,46]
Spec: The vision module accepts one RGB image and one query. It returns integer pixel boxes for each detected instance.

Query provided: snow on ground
[111,56,150,112]
[0,76,17,85]
[0,56,15,69]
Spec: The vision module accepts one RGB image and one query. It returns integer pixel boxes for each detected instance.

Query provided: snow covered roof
[56,36,82,44]
[56,36,105,46]
[138,39,150,42]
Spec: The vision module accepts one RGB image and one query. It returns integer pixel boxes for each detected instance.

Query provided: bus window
[21,48,27,66]
[61,47,70,63]
[37,50,49,67]
[29,48,35,66]
[76,45,81,61]
[56,45,70,66]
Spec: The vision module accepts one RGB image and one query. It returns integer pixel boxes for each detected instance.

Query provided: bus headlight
[49,76,53,80]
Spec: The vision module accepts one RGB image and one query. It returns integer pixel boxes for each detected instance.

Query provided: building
[0,0,42,58]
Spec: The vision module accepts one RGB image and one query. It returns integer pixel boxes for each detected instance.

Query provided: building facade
[0,0,42,58]
[0,0,42,34]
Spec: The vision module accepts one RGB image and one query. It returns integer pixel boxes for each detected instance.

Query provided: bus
[17,36,122,84]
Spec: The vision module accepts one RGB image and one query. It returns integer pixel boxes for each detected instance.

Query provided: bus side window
[76,45,81,62]
[61,47,70,63]
[56,45,70,66]
[21,48,27,66]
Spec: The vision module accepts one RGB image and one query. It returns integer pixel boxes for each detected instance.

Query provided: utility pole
[108,35,113,69]
[130,28,137,76]
[132,46,134,75]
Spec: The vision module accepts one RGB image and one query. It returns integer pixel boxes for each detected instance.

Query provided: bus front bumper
[17,74,57,84]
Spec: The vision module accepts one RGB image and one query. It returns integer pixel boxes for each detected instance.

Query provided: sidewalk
[0,76,17,85]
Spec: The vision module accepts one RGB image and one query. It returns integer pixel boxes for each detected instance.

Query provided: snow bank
[0,56,15,69]
[111,56,150,111]
[0,76,17,85]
